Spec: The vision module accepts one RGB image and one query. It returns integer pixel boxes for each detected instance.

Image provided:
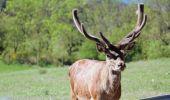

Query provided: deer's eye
[106,53,117,59]
[106,54,112,58]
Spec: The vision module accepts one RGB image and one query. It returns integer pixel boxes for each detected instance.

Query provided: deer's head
[72,4,147,72]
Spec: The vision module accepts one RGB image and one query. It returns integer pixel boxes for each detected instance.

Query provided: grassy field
[0,58,170,100]
[0,61,31,73]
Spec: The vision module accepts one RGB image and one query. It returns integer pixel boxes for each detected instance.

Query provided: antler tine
[99,32,121,52]
[124,4,145,39]
[125,14,147,43]
[81,24,102,43]
[132,14,147,38]
[72,9,103,44]
[99,32,111,47]
[72,9,82,33]
[136,4,144,27]
[118,4,147,49]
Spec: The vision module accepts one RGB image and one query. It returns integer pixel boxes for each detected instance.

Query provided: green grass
[121,58,170,99]
[0,58,170,100]
[0,61,31,73]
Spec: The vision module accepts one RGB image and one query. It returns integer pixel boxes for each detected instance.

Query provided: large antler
[72,9,105,45]
[72,9,120,51]
[117,4,147,50]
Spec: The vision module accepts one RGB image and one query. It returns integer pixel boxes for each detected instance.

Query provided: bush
[125,42,143,62]
[142,40,168,59]
[161,45,170,57]
[76,41,98,60]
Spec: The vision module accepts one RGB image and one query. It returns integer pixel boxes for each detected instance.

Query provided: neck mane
[100,59,121,94]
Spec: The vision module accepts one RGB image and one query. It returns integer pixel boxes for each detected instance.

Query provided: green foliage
[143,40,163,59]
[0,0,80,65]
[0,0,170,66]
[125,42,143,61]
[161,45,170,57]
[77,40,98,59]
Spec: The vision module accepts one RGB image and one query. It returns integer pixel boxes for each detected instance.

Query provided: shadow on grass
[141,95,170,100]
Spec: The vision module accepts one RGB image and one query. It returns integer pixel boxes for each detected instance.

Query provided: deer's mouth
[120,64,126,71]
[112,70,120,75]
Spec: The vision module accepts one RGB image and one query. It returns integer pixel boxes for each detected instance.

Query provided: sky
[122,0,129,4]
[122,0,144,4]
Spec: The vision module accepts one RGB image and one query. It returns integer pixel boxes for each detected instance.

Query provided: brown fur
[69,59,121,100]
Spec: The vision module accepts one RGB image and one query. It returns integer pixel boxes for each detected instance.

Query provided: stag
[69,4,147,100]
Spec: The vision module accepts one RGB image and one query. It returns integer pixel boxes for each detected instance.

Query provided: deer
[69,4,147,100]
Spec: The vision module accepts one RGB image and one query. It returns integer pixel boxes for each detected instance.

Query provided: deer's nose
[118,62,126,71]
[118,62,124,67]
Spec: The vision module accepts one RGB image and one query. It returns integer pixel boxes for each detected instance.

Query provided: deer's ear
[96,43,106,52]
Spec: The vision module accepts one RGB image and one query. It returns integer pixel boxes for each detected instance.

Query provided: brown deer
[69,4,147,100]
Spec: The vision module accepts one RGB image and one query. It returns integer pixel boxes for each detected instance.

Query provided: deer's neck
[100,59,121,94]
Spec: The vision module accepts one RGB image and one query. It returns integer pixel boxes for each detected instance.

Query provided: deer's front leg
[70,90,77,100]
